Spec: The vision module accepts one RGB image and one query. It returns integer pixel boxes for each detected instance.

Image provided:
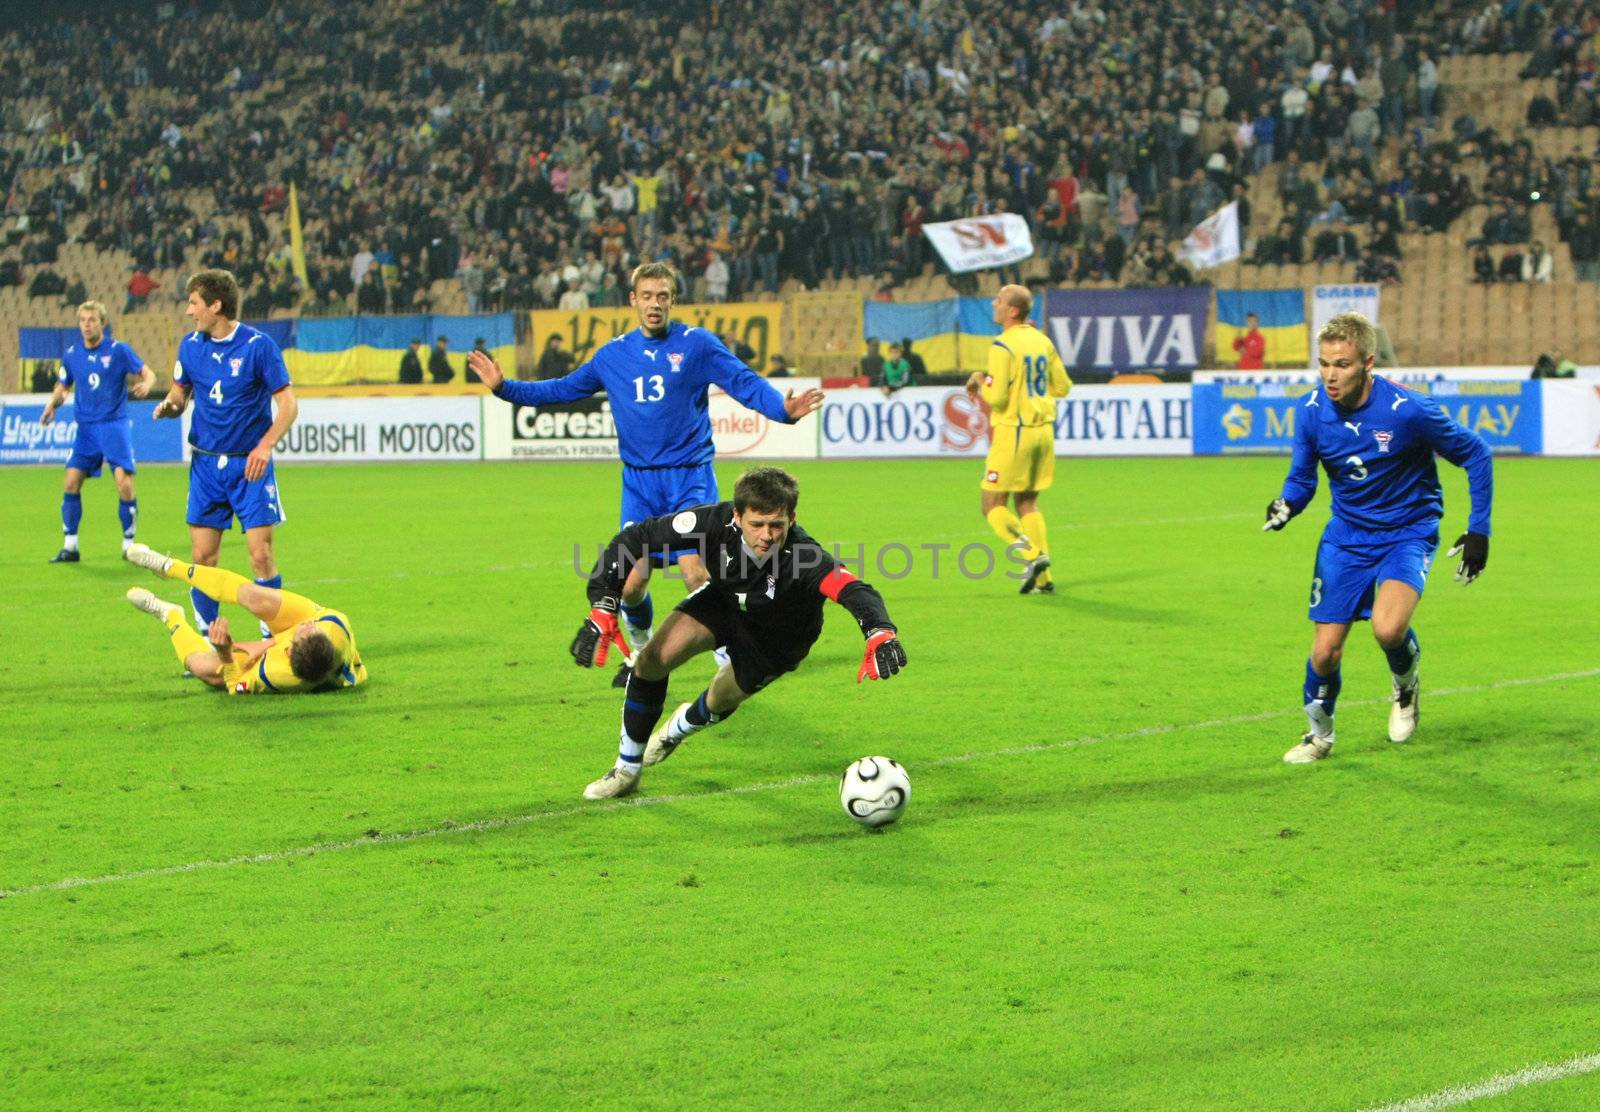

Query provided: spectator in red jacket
[1232,312,1266,369]
[124,268,160,313]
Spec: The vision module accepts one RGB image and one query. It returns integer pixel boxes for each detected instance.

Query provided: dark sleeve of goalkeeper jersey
[811,560,895,636]
[585,502,724,605]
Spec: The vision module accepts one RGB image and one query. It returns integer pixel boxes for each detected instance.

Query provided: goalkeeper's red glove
[857,628,906,682]
[571,597,630,668]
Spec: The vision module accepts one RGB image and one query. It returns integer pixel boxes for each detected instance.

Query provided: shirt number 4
[208,380,225,404]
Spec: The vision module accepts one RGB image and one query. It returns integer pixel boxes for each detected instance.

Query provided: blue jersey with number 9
[59,339,144,423]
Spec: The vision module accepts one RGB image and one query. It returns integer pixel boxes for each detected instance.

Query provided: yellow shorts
[981,424,1055,492]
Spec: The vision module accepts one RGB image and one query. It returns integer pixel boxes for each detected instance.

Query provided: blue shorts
[1309,533,1437,624]
[620,462,718,528]
[186,452,286,532]
[67,418,136,476]
[621,462,718,567]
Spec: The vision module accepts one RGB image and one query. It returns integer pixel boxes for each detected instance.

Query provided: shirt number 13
[633,374,664,403]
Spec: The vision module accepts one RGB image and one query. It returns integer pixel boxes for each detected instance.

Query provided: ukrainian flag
[864,297,1044,375]
[1215,289,1308,367]
[284,313,516,386]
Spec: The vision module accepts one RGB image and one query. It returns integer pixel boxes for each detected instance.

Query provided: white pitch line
[1361,1050,1600,1111]
[2,668,1596,902]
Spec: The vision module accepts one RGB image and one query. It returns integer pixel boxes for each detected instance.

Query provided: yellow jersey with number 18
[980,323,1072,427]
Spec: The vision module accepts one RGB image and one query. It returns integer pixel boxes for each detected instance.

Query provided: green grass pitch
[2,456,1598,1110]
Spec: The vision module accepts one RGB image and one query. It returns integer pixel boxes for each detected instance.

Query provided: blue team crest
[99,354,111,367]
[229,357,243,376]
[668,351,685,372]
[1374,430,1393,453]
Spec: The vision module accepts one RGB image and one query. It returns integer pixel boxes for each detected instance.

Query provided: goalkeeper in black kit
[571,466,906,800]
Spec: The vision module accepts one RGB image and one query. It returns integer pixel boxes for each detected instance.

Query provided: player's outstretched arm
[467,349,504,390]
[1446,531,1489,585]
[783,387,825,420]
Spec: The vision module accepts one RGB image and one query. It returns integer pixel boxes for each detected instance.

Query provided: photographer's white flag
[922,213,1035,274]
[1180,201,1240,270]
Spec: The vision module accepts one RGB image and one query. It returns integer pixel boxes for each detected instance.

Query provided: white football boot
[122,542,172,577]
[126,587,181,624]
[1388,675,1420,743]
[1283,732,1334,764]
[583,763,641,801]
[644,702,693,767]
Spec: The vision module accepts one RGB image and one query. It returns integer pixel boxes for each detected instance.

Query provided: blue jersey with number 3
[59,339,144,423]
[493,323,791,468]
[175,324,292,454]
[1280,376,1494,546]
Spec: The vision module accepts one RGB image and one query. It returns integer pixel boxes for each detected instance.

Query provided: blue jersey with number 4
[175,323,292,454]
[59,339,144,423]
[493,323,791,468]
[1279,375,1493,546]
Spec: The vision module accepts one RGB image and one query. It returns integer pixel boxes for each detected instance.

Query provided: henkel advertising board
[708,377,820,458]
[819,385,1192,458]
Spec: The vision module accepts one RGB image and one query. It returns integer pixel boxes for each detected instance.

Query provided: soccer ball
[839,756,911,827]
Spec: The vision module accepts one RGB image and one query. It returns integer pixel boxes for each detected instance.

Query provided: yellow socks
[986,506,1040,562]
[1019,511,1052,584]
[164,610,211,665]
[165,559,248,604]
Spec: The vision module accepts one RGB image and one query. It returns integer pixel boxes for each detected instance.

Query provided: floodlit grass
[2,455,1597,1110]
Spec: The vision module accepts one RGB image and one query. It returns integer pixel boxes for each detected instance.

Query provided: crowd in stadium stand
[3,0,1600,317]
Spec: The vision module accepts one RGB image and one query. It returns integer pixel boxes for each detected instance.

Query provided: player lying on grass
[571,466,906,801]
[1265,311,1492,763]
[122,543,367,694]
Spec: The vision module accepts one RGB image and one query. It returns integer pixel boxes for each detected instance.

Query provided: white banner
[1180,202,1240,270]
[922,214,1035,274]
[819,385,1192,458]
[273,397,482,462]
[1309,284,1381,367]
[1541,379,1600,455]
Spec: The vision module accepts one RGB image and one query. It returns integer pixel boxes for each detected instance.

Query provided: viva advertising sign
[1041,288,1209,382]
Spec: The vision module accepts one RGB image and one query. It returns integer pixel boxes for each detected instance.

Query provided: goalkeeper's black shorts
[676,588,817,694]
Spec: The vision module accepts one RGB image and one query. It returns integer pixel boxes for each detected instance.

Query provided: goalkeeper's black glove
[1263,497,1292,532]
[1446,531,1489,585]
[857,628,906,682]
[571,596,629,667]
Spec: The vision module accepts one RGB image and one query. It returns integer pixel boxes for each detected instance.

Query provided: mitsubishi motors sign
[922,214,1035,273]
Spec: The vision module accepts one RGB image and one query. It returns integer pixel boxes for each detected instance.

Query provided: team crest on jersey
[229,357,243,375]
[100,355,111,367]
[668,352,684,372]
[1374,430,1393,453]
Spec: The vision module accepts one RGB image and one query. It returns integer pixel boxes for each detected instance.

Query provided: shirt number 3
[1343,454,1367,482]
